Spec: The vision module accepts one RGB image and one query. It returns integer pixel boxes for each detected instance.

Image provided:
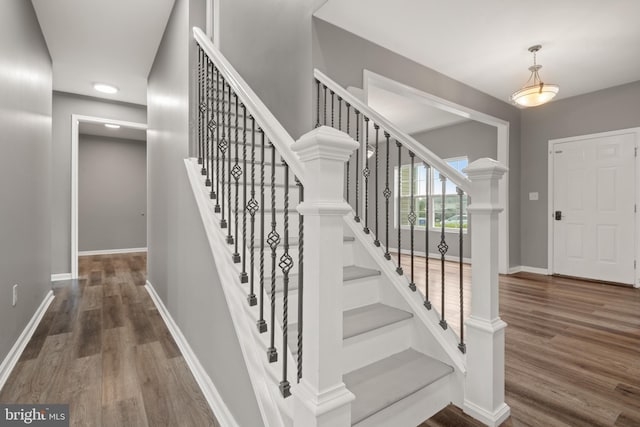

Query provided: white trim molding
[78,247,147,256]
[70,114,147,279]
[51,273,73,282]
[508,266,551,275]
[145,281,240,427]
[0,290,54,392]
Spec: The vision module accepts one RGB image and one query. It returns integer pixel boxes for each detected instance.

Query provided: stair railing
[314,69,510,423]
[194,28,356,426]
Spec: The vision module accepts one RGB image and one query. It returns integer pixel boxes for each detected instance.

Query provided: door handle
[555,211,562,220]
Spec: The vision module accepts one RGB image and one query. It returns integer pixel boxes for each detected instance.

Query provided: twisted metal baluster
[226,86,234,243]
[330,90,335,128]
[239,105,248,278]
[373,124,380,246]
[200,51,207,176]
[257,130,267,333]
[363,117,370,234]
[396,141,403,275]
[323,84,327,125]
[424,162,432,310]
[210,64,218,200]
[438,175,448,330]
[197,45,203,165]
[203,58,211,182]
[218,82,228,224]
[408,152,416,291]
[457,187,466,353]
[266,142,279,363]
[296,177,304,382]
[231,97,241,259]
[213,67,221,204]
[315,79,320,128]
[384,133,391,260]
[279,162,293,398]
[354,110,361,222]
[246,117,257,305]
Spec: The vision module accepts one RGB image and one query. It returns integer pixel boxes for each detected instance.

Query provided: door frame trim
[70,114,147,279]
[547,127,640,287]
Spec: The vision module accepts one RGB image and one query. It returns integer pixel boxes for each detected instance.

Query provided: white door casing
[549,129,638,286]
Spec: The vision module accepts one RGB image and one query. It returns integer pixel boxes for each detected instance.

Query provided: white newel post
[291,126,358,427]
[463,158,511,427]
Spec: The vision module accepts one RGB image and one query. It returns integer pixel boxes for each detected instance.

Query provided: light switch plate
[529,192,539,201]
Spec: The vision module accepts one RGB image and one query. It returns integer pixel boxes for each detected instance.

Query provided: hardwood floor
[0,253,219,427]
[413,259,640,427]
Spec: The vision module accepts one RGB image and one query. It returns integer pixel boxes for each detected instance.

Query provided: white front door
[552,132,636,285]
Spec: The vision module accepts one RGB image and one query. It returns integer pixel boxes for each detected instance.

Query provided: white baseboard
[78,247,147,256]
[388,247,472,264]
[0,290,54,392]
[145,281,239,427]
[51,273,72,282]
[508,265,550,275]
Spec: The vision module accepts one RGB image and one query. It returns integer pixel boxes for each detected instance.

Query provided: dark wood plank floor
[0,253,219,427]
[414,260,640,427]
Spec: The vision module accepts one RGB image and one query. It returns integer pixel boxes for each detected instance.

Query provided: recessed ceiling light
[104,123,120,129]
[93,83,119,94]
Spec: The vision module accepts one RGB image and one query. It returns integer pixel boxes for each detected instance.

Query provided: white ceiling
[315,0,640,105]
[79,122,147,142]
[31,0,175,105]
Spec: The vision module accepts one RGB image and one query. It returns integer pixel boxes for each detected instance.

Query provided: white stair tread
[343,265,380,282]
[344,349,453,425]
[343,303,412,339]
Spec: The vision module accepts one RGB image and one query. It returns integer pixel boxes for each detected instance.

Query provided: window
[396,157,468,232]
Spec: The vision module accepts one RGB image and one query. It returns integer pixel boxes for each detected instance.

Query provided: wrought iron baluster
[363,117,370,234]
[424,162,432,310]
[323,84,327,125]
[315,79,320,128]
[200,51,207,176]
[218,82,227,224]
[211,63,219,200]
[373,124,380,246]
[197,46,203,165]
[279,162,293,398]
[239,105,248,278]
[384,133,391,260]
[354,110,360,222]
[458,187,466,353]
[408,152,417,291]
[226,86,233,243]
[438,174,448,330]
[330,90,335,127]
[231,97,241,258]
[396,141,403,276]
[296,177,304,382]
[267,142,279,363]
[257,130,267,333]
[246,117,257,305]
[203,58,211,182]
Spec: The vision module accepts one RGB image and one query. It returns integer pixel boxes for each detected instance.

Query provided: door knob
[555,211,562,220]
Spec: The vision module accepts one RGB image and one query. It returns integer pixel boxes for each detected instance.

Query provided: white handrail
[194,27,305,183]
[314,69,472,195]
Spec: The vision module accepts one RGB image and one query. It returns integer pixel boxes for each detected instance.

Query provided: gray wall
[520,80,640,269]
[218,0,325,139]
[51,93,146,274]
[78,135,146,251]
[147,0,262,424]
[0,1,52,364]
[313,18,522,267]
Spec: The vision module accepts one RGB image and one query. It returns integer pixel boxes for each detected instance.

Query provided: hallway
[0,253,218,426]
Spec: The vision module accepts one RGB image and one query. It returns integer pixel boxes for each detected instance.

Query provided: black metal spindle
[218,83,227,224]
[384,133,391,260]
[257,130,267,333]
[363,117,370,234]
[438,175,448,330]
[330,90,335,127]
[458,187,466,353]
[213,66,221,203]
[203,59,211,182]
[315,79,320,128]
[239,105,248,278]
[424,163,432,310]
[210,63,218,200]
[296,177,304,382]
[247,117,257,306]
[396,141,403,276]
[279,162,293,398]
[226,87,234,243]
[231,97,241,258]
[267,142,279,363]
[323,84,327,125]
[200,52,207,176]
[197,46,203,165]
[354,110,360,222]
[373,124,380,246]
[408,152,416,291]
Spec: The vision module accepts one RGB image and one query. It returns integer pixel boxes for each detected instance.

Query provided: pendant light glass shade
[511,45,559,107]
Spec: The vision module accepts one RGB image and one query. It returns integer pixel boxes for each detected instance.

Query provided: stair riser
[343,321,412,373]
[343,277,380,311]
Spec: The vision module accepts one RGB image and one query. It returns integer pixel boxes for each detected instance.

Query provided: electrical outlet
[12,284,18,307]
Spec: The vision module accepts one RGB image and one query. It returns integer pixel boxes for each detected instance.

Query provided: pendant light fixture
[511,45,559,107]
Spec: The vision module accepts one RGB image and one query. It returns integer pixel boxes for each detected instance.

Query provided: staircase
[190,27,509,427]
